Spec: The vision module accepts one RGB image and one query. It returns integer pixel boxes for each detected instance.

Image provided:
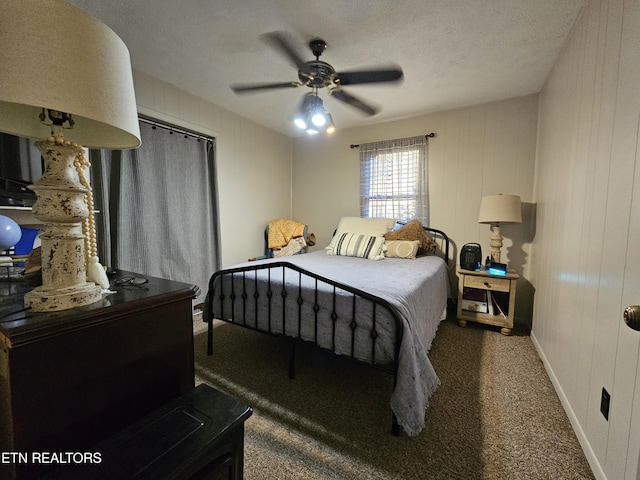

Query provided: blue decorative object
[488,267,507,276]
[0,215,22,250]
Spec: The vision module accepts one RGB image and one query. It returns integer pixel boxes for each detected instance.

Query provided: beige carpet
[193,318,594,479]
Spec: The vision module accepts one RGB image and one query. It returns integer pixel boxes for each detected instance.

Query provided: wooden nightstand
[456,267,519,335]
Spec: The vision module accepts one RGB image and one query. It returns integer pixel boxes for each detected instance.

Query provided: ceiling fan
[230,31,404,125]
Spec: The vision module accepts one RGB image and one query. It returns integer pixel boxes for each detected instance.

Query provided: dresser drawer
[463,275,511,292]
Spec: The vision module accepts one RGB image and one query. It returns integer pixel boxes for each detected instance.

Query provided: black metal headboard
[391,221,450,265]
[423,227,450,265]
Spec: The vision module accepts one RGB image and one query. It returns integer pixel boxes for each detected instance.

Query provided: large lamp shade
[0,0,141,149]
[478,194,522,225]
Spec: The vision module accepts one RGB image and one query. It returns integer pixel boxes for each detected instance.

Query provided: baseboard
[530,331,608,480]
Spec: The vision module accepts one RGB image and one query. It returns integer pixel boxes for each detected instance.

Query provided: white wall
[292,94,538,324]
[132,71,292,267]
[531,0,640,478]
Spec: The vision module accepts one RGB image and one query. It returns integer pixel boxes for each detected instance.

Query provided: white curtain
[91,120,220,301]
[359,135,429,225]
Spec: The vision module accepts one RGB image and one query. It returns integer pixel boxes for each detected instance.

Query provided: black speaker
[460,243,482,270]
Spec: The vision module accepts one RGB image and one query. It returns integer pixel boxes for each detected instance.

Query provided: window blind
[359,135,429,225]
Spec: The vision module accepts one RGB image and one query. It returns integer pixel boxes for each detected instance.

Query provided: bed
[204,218,451,436]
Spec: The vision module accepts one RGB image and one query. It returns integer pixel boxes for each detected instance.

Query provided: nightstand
[456,267,519,335]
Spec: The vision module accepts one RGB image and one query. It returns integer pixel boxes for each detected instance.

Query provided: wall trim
[530,331,607,480]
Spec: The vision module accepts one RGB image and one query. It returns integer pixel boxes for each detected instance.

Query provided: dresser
[0,271,197,480]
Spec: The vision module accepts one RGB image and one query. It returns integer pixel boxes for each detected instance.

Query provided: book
[461,287,488,313]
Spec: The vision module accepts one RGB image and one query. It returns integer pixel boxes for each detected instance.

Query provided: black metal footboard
[205,260,405,434]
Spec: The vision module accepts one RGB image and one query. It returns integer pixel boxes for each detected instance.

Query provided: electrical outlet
[601,387,610,421]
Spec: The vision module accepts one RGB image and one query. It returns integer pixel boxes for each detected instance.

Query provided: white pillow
[384,240,420,259]
[326,216,396,252]
[326,232,386,260]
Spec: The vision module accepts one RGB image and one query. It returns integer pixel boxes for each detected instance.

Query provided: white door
[605,1,640,477]
[624,137,640,480]
[601,0,640,480]
[626,124,640,479]
[602,116,640,479]
[608,112,640,480]
[622,134,640,479]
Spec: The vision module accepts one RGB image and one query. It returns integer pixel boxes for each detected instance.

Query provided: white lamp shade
[478,194,522,224]
[0,0,141,149]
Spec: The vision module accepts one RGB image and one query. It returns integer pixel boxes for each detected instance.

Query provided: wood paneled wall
[532,0,640,478]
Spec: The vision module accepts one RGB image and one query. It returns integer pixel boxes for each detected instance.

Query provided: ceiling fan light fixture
[293,94,316,130]
[307,94,326,127]
[311,109,327,127]
[293,114,307,129]
[325,113,336,134]
[292,91,336,135]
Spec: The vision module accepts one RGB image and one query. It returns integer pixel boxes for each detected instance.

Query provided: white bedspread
[209,250,449,436]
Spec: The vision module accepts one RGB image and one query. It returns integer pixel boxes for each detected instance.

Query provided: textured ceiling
[65,0,584,137]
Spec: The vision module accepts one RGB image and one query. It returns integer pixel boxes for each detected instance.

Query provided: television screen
[0,132,42,206]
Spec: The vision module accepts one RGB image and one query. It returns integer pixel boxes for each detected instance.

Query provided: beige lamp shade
[478,194,522,225]
[0,0,141,148]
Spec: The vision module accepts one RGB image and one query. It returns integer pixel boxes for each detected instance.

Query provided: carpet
[193,318,594,479]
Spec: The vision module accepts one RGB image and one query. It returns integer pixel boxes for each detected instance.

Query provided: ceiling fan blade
[329,88,379,116]
[231,81,302,94]
[336,67,404,86]
[261,31,307,70]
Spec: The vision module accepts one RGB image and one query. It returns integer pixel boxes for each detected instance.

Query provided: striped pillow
[327,232,386,260]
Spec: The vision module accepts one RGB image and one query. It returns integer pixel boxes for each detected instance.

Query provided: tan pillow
[385,240,420,259]
[384,220,439,255]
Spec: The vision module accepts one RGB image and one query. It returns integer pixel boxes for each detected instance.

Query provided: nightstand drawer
[463,275,510,292]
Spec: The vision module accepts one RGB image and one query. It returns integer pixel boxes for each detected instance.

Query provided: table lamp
[478,194,522,264]
[0,0,141,311]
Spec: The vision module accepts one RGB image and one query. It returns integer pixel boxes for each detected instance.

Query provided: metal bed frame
[205,227,450,435]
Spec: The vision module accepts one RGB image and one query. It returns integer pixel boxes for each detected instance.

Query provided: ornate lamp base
[24,282,102,312]
[24,137,102,312]
[489,224,503,263]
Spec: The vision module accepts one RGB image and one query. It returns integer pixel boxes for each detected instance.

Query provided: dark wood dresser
[0,271,198,480]
[40,384,253,480]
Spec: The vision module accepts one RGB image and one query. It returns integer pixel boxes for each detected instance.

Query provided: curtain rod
[350,132,436,149]
[138,116,215,143]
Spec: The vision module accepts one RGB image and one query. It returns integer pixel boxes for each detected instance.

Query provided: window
[359,135,429,224]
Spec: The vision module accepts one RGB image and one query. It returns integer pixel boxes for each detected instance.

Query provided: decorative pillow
[384,219,439,255]
[327,232,386,260]
[326,216,396,252]
[384,240,420,259]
